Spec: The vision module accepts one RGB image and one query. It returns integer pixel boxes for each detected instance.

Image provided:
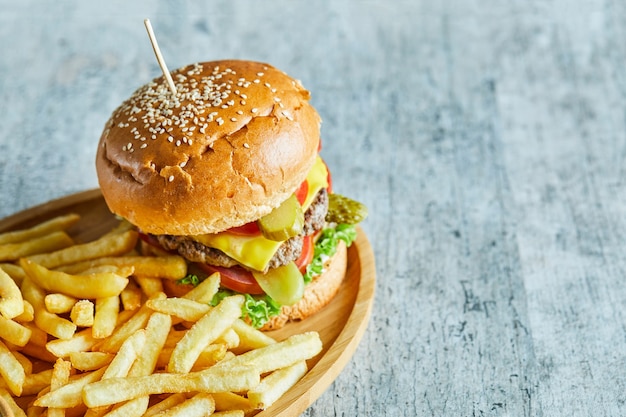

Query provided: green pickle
[326,193,368,224]
[252,261,304,306]
[258,194,304,241]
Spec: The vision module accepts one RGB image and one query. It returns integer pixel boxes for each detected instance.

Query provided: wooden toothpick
[144,18,177,96]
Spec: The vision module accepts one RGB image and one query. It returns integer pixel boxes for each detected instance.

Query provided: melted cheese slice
[191,157,329,271]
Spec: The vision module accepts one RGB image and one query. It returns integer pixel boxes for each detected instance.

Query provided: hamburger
[96,60,366,330]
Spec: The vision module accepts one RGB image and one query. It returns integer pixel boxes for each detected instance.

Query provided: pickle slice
[252,262,304,306]
[258,195,304,241]
[326,193,368,224]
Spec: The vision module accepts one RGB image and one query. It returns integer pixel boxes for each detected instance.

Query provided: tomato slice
[138,232,177,255]
[196,263,264,294]
[295,180,309,206]
[228,221,261,236]
[295,235,314,274]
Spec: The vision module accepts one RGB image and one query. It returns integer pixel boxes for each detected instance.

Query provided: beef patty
[156,189,328,272]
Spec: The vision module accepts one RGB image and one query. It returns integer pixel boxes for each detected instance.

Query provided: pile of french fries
[0,214,322,417]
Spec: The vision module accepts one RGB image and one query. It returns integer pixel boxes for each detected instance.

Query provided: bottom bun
[260,240,347,331]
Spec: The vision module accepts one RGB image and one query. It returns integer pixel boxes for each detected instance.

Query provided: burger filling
[155,188,328,271]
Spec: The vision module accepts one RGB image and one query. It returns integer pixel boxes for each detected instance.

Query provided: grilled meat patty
[156,189,328,272]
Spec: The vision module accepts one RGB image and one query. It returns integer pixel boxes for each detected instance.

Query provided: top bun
[96,60,321,235]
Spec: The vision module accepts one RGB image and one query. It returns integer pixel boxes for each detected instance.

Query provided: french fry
[128,312,171,377]
[0,231,74,262]
[12,351,33,375]
[102,330,146,380]
[96,292,165,353]
[214,332,322,375]
[212,392,251,412]
[0,263,26,286]
[48,358,72,417]
[26,229,138,269]
[216,328,240,350]
[12,340,57,363]
[70,299,94,327]
[44,293,78,314]
[168,295,244,374]
[182,272,220,303]
[20,259,130,299]
[247,360,308,410]
[231,319,276,352]
[22,277,76,340]
[142,393,186,417]
[212,411,245,417]
[13,299,34,323]
[34,367,106,408]
[120,280,142,311]
[92,296,119,339]
[158,343,227,370]
[0,268,24,319]
[0,214,80,245]
[0,314,32,346]
[68,351,114,371]
[82,366,259,408]
[57,256,187,280]
[102,395,150,417]
[146,297,210,322]
[46,328,99,358]
[1,368,51,397]
[154,392,215,417]
[20,321,47,347]
[0,340,26,396]
[134,276,163,297]
[0,387,27,417]
[189,344,229,370]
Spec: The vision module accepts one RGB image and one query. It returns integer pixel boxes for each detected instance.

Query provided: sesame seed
[109,63,303,157]
[168,175,174,182]
[243,143,250,148]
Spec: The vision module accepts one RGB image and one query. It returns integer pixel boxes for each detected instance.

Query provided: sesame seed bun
[96,60,321,235]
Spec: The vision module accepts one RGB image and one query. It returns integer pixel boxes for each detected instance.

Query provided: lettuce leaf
[303,224,357,284]
[211,290,281,329]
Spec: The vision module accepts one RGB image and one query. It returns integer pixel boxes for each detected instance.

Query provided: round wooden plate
[0,189,376,416]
